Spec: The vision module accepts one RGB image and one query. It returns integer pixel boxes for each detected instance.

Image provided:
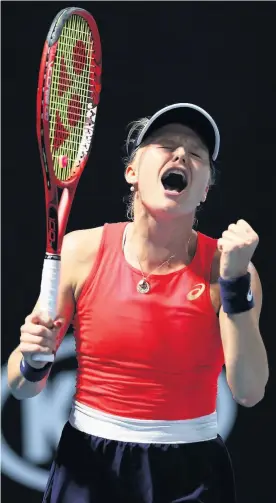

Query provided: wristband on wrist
[20,358,52,382]
[218,272,254,314]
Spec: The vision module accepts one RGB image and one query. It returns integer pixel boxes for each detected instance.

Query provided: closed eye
[190,152,202,159]
[159,146,204,160]
[159,146,175,151]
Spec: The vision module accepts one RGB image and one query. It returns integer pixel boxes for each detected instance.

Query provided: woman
[8,103,268,503]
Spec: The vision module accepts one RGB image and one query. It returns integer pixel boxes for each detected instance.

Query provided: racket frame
[36,6,102,256]
[32,8,101,361]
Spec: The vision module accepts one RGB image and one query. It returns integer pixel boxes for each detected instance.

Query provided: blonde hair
[123,117,149,220]
[124,117,150,163]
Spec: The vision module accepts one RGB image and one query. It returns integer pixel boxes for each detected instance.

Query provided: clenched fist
[218,219,259,280]
[19,312,62,369]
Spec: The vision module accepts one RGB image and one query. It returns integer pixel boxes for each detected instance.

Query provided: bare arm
[7,326,70,399]
[219,262,269,407]
[7,233,76,399]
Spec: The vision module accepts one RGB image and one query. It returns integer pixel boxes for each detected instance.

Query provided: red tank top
[73,222,224,421]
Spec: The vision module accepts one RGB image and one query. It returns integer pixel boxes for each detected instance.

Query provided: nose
[172,146,186,164]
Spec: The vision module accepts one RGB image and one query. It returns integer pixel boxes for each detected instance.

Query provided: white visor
[134,103,220,161]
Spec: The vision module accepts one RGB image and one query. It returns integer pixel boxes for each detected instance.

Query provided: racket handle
[31,255,61,363]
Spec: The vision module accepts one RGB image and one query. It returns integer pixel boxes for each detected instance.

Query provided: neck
[126,209,195,272]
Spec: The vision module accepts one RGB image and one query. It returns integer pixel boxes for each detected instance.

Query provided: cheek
[138,153,162,188]
[193,163,210,187]
[138,167,156,194]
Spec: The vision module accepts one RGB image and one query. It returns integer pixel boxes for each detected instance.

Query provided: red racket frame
[36,7,102,256]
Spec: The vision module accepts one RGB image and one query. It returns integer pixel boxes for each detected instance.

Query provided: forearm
[220,309,269,406]
[7,347,49,400]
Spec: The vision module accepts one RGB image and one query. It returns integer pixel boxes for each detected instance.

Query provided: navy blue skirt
[43,421,236,503]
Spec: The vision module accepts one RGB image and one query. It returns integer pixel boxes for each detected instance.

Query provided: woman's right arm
[7,233,77,400]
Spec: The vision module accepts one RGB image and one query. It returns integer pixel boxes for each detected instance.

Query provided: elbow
[8,380,46,401]
[232,382,267,407]
[9,387,43,400]
[233,390,265,408]
[227,377,268,408]
[226,363,269,408]
[10,389,26,401]
[8,382,26,400]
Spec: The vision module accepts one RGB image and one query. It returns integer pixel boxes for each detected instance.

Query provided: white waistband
[69,401,218,444]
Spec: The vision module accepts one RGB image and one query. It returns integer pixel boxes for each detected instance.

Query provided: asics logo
[187,283,206,301]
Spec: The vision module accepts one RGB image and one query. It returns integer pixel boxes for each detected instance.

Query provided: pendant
[137,279,150,294]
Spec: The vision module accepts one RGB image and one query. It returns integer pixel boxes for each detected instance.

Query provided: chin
[146,201,194,220]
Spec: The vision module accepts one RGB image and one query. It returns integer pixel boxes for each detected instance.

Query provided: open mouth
[161,168,188,193]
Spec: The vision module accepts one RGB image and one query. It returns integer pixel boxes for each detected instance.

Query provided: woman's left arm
[218,220,269,407]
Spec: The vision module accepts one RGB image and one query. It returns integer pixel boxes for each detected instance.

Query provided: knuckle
[19,332,31,342]
[31,344,48,354]
[36,325,46,335]
[32,345,43,353]
[39,346,52,354]
[36,335,46,345]
[39,314,54,327]
[18,342,25,352]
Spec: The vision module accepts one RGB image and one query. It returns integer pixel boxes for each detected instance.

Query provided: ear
[125,164,138,186]
[201,186,209,203]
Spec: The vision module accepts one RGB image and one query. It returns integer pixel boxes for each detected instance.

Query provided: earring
[130,185,134,192]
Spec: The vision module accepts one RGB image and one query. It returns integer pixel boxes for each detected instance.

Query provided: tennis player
[7,103,269,503]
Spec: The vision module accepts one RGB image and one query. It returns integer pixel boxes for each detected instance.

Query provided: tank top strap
[102,221,128,252]
[189,232,218,282]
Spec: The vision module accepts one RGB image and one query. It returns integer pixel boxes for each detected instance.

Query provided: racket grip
[31,255,61,363]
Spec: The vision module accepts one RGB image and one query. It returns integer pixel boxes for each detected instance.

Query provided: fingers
[236,219,253,233]
[220,220,259,246]
[20,312,64,361]
[18,342,54,355]
[228,220,258,238]
[20,322,55,340]
[25,312,54,328]
[53,319,64,329]
[217,237,234,253]
[220,232,246,249]
[20,332,55,349]
[25,312,64,328]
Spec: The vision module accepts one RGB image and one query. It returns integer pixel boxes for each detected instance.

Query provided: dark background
[1,1,276,502]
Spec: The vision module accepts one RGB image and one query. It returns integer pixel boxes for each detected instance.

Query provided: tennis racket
[32,7,102,362]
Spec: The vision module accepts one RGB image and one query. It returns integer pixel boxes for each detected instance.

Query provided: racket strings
[49,15,95,181]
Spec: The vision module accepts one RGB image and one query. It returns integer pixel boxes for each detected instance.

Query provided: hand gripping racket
[32,7,102,362]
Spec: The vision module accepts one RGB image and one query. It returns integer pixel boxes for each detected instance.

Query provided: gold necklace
[122,224,192,294]
[136,255,175,294]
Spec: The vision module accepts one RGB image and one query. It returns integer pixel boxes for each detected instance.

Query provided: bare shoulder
[62,226,104,262]
[61,226,104,299]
